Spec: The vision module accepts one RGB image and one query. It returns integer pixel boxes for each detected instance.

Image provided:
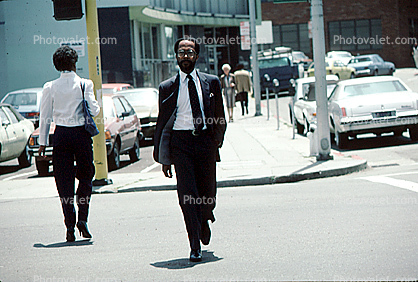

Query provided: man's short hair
[174,37,200,55]
[53,46,78,72]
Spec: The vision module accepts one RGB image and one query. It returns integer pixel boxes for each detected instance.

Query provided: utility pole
[311,0,332,161]
[249,0,262,116]
[85,0,112,185]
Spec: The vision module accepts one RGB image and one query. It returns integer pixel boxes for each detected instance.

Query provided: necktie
[187,74,204,132]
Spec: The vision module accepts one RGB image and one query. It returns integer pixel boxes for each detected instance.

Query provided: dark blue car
[347,54,395,77]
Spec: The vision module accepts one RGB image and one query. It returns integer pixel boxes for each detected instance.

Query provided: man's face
[176,40,199,74]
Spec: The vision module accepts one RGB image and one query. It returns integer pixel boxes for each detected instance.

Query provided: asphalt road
[0,162,417,281]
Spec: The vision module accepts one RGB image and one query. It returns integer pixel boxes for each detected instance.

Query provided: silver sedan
[328,76,418,148]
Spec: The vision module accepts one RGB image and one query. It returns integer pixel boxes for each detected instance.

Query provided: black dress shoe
[201,220,211,245]
[189,249,202,262]
[66,229,75,242]
[76,221,92,238]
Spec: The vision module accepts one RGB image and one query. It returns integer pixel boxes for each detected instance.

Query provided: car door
[112,97,130,152]
[372,55,385,74]
[0,106,19,160]
[119,97,137,149]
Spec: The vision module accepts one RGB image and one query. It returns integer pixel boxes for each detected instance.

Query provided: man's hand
[162,164,173,178]
[38,145,46,158]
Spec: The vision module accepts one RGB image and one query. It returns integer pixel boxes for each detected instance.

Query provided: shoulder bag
[80,81,99,137]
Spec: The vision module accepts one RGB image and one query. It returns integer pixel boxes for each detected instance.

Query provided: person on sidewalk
[38,46,100,242]
[234,64,252,116]
[153,37,226,262]
[220,64,236,122]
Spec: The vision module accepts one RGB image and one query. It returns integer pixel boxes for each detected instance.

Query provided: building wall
[0,0,89,99]
[261,0,418,68]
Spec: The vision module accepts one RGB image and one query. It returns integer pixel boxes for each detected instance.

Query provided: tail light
[105,130,112,140]
[341,107,347,117]
[27,112,40,117]
[29,137,35,146]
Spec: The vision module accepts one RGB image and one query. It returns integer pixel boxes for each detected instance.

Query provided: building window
[263,23,310,56]
[328,19,382,51]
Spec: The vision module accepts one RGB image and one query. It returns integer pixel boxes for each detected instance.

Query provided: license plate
[372,110,396,118]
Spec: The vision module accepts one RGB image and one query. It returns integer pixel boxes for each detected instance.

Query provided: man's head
[53,46,78,72]
[174,38,200,74]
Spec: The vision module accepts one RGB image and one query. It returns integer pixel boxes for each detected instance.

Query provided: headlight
[105,130,112,140]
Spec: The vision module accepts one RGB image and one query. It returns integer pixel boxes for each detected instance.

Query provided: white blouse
[39,71,100,145]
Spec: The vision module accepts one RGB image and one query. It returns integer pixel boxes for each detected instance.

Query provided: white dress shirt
[39,71,100,146]
[173,69,207,130]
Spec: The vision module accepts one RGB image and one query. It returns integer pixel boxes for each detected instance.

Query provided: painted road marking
[362,175,418,194]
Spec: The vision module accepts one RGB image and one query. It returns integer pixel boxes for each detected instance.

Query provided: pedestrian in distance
[153,37,227,262]
[38,46,100,242]
[220,63,236,122]
[234,63,252,116]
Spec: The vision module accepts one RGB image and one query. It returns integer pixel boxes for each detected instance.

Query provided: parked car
[292,51,312,71]
[0,103,34,168]
[307,59,356,80]
[328,76,418,148]
[117,88,158,143]
[326,51,353,66]
[28,94,142,175]
[1,88,43,128]
[290,75,339,135]
[102,83,134,94]
[347,54,395,77]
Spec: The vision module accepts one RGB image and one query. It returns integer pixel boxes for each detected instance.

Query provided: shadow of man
[150,250,223,269]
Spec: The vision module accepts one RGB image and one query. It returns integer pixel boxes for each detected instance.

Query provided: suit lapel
[197,71,210,112]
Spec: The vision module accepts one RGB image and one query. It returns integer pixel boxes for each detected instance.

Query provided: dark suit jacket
[153,71,227,165]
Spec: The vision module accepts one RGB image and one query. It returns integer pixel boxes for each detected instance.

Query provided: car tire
[108,141,121,170]
[335,131,349,149]
[389,68,394,75]
[409,126,418,141]
[129,136,140,162]
[36,159,49,176]
[296,120,304,135]
[18,144,32,168]
[373,69,378,76]
[350,73,355,79]
[303,116,310,136]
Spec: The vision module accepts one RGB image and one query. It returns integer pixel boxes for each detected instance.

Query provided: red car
[28,94,142,176]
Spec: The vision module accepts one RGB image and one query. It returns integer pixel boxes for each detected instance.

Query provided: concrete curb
[92,159,367,194]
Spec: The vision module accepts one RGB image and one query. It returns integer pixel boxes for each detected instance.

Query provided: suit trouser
[238,91,249,115]
[170,130,217,251]
[53,125,95,229]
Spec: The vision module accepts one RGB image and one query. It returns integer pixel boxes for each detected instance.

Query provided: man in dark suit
[153,38,226,262]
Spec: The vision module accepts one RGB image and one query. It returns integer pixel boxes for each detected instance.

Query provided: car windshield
[303,83,337,101]
[259,57,290,68]
[292,52,306,60]
[120,90,158,107]
[3,93,37,106]
[342,80,407,98]
[331,52,351,58]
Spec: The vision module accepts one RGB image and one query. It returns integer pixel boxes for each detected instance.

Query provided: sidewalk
[93,102,367,194]
[0,102,367,201]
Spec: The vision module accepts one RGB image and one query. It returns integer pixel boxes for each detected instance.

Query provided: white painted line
[140,163,160,173]
[362,176,418,193]
[2,170,38,181]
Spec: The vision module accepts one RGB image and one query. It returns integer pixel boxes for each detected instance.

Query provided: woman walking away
[38,46,100,242]
[220,64,236,122]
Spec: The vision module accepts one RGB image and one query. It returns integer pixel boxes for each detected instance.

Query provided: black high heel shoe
[66,228,75,242]
[76,221,92,238]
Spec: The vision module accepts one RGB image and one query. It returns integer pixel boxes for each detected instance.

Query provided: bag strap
[80,81,86,100]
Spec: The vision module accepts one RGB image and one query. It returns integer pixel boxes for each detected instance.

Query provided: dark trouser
[170,130,217,251]
[53,125,95,230]
[238,91,249,115]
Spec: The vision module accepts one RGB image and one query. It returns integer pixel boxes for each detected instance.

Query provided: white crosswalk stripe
[362,175,418,193]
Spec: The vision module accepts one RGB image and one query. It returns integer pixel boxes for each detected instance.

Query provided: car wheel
[18,144,32,168]
[36,159,49,176]
[335,131,349,149]
[350,73,355,79]
[303,116,310,136]
[129,136,140,162]
[389,68,394,75]
[373,69,378,76]
[108,141,121,170]
[409,126,418,141]
[296,120,304,135]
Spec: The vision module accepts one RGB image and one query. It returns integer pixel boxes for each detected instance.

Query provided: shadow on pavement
[150,250,222,269]
[33,239,93,248]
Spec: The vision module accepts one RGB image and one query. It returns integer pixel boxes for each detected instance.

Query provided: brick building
[261,0,418,68]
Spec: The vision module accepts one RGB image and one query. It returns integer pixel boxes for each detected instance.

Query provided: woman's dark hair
[174,37,200,55]
[53,46,78,72]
